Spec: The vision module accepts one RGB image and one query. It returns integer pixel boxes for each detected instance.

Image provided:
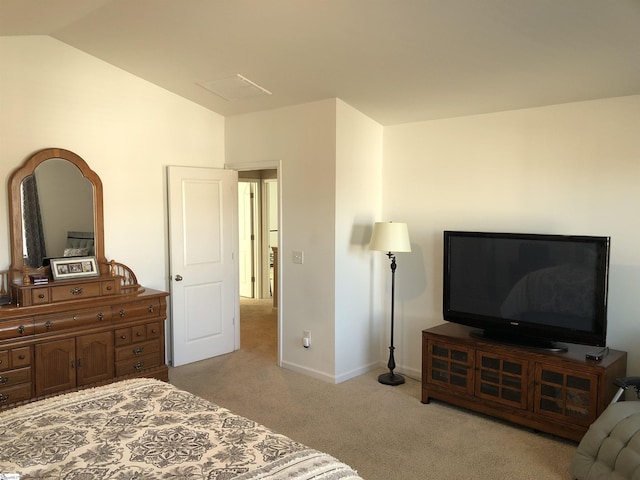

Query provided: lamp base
[378,372,405,386]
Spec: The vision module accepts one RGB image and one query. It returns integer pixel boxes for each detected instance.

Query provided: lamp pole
[379,251,404,386]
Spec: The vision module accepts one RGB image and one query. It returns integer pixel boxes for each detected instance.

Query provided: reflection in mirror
[21,159,94,267]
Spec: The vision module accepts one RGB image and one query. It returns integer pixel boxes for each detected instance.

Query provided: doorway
[238,170,278,301]
[237,169,279,362]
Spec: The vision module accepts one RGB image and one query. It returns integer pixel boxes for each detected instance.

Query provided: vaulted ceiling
[2,0,639,125]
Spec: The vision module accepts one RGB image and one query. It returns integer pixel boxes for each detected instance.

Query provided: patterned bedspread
[0,378,363,479]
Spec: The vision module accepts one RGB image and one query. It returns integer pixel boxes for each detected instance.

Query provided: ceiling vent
[198,74,272,101]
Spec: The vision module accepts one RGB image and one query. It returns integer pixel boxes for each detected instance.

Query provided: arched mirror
[8,148,106,282]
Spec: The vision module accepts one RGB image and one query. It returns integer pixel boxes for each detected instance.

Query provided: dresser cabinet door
[35,331,115,396]
[76,331,114,386]
[35,338,76,396]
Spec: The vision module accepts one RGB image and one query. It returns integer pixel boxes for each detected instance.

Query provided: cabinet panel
[534,364,598,426]
[427,340,474,395]
[76,331,114,386]
[476,351,528,409]
[35,338,76,396]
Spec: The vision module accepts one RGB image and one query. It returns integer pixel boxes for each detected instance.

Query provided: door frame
[226,160,282,366]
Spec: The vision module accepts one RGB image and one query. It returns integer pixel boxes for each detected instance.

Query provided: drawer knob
[0,376,7,384]
[18,325,25,335]
[97,312,104,321]
[0,393,8,403]
[151,329,157,334]
[120,334,127,340]
[18,354,25,360]
[133,347,144,355]
[134,361,145,370]
[70,287,83,295]
[106,285,113,291]
[136,331,142,337]
[38,293,45,299]
[45,321,53,330]
[119,309,126,317]
[148,305,155,313]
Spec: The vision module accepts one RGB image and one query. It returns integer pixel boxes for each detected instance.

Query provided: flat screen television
[443,231,610,351]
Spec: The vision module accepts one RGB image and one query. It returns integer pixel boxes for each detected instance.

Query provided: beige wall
[384,95,640,378]
[0,36,225,291]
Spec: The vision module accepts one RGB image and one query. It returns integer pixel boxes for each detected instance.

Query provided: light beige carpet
[169,298,577,480]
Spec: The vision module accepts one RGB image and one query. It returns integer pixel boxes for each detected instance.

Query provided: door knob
[175,274,183,281]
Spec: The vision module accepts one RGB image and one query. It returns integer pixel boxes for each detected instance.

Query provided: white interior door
[167,166,238,367]
[238,181,258,298]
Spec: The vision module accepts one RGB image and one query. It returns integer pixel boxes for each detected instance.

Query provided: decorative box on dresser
[422,323,627,442]
[0,147,169,410]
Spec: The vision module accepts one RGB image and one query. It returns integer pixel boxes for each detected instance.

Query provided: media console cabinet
[422,323,627,442]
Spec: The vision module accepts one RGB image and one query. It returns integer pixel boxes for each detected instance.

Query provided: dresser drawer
[51,282,101,302]
[114,321,161,346]
[11,347,31,368]
[0,382,32,406]
[113,299,162,322]
[115,339,160,362]
[115,353,160,377]
[0,347,31,371]
[0,366,31,388]
[0,319,35,341]
[31,287,50,305]
[101,279,119,296]
[35,307,111,334]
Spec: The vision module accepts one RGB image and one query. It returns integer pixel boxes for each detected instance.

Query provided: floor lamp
[369,221,411,386]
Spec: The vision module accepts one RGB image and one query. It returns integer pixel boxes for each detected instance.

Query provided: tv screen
[443,231,610,349]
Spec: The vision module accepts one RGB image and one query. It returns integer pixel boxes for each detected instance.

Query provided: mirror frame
[8,148,106,282]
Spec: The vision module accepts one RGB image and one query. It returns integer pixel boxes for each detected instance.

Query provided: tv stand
[469,330,568,352]
[422,323,627,442]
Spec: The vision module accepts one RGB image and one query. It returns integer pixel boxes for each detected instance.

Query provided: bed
[0,378,363,479]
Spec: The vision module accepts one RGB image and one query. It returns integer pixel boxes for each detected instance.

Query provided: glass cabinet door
[427,340,474,395]
[534,364,598,426]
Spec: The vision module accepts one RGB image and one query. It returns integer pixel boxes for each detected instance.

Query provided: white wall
[335,99,384,381]
[0,36,225,292]
[226,99,340,381]
[384,95,640,378]
[227,99,384,382]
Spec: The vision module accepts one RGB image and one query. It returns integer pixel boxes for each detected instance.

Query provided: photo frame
[50,256,100,280]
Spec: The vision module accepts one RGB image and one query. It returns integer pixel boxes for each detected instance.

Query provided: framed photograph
[51,256,100,280]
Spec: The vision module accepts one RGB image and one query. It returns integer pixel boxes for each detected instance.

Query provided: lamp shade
[369,222,411,253]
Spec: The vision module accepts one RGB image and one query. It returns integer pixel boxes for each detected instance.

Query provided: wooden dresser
[0,275,168,409]
[1,147,170,410]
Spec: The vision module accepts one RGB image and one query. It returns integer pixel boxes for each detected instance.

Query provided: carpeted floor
[169,297,577,480]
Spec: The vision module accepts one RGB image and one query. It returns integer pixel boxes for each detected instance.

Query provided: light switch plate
[293,251,304,264]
